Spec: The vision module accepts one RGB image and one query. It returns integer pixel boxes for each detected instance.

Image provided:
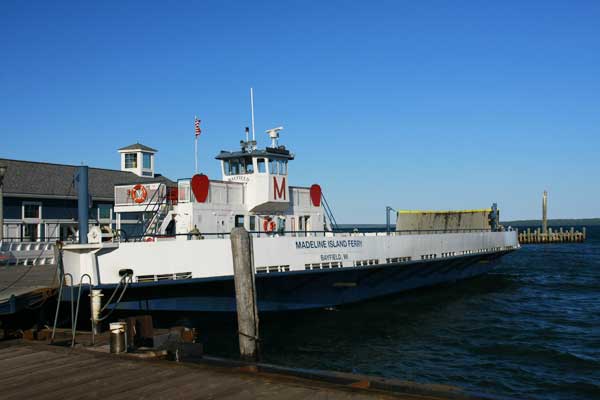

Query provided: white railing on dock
[0,241,56,266]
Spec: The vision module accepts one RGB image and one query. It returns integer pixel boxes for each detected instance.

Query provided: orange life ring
[131,184,147,204]
[263,218,277,233]
[144,237,154,242]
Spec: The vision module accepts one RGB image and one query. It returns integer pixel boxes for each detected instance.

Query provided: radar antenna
[266,126,284,147]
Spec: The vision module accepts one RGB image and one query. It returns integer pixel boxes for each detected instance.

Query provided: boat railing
[119,228,511,242]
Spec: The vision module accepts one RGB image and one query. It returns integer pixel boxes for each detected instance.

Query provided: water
[166,227,600,400]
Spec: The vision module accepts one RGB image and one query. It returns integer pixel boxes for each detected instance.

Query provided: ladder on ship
[322,193,339,231]
[134,187,175,240]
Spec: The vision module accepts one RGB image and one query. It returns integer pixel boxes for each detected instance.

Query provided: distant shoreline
[339,218,600,229]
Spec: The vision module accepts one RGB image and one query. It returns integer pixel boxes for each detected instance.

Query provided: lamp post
[0,165,6,241]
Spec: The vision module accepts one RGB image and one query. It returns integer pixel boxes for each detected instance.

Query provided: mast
[250,88,256,142]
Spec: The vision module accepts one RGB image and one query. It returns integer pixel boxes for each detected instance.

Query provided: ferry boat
[61,126,520,312]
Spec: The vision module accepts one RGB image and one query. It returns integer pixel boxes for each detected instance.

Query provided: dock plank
[0,358,115,396]
[0,352,75,379]
[41,367,182,400]
[0,342,471,400]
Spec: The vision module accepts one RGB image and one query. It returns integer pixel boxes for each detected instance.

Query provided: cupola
[118,143,157,177]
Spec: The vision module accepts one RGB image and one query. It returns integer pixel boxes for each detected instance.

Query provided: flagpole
[194,115,198,174]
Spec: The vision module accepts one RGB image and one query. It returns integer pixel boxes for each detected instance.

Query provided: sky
[1,1,599,223]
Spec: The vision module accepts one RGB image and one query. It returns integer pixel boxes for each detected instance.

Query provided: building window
[98,205,111,220]
[235,215,245,228]
[257,158,266,173]
[125,153,137,168]
[23,202,41,219]
[143,153,152,169]
[22,224,39,241]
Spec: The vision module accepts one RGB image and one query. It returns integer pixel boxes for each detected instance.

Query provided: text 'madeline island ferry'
[61,122,520,312]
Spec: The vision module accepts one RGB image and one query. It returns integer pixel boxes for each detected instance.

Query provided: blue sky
[1,1,599,222]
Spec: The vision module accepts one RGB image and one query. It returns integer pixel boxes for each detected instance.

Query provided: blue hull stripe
[104,251,510,312]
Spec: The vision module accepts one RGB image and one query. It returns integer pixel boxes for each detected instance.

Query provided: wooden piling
[230,227,260,361]
[542,191,548,234]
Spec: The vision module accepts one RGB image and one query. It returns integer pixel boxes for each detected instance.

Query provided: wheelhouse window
[249,216,256,231]
[142,153,152,169]
[257,158,266,173]
[268,158,288,175]
[278,160,288,175]
[125,153,137,168]
[228,159,237,175]
[224,158,256,175]
[230,159,242,175]
[244,157,254,174]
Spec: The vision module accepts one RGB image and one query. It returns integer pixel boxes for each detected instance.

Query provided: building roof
[0,158,174,201]
[118,143,158,153]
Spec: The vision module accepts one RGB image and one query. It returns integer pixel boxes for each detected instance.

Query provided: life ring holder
[263,217,277,233]
[131,184,147,204]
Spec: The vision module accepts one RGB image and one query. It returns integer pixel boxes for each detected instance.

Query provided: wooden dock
[0,339,498,400]
[0,264,58,315]
[517,227,586,244]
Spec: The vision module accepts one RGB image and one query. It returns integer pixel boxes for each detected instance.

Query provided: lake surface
[165,226,600,400]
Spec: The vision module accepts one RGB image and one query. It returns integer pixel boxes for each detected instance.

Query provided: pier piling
[542,190,548,234]
[230,227,260,361]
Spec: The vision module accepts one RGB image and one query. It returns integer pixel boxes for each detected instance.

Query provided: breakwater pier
[518,227,586,244]
[517,191,586,244]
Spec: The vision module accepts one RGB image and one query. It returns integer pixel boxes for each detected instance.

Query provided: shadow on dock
[0,337,512,400]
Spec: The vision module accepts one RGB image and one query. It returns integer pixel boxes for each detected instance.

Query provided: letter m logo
[273,176,286,200]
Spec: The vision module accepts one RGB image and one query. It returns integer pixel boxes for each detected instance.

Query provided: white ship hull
[62,230,519,312]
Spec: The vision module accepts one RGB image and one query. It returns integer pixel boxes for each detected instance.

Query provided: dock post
[90,289,103,337]
[583,227,587,241]
[230,227,260,361]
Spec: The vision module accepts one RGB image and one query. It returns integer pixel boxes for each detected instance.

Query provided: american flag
[194,118,201,137]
